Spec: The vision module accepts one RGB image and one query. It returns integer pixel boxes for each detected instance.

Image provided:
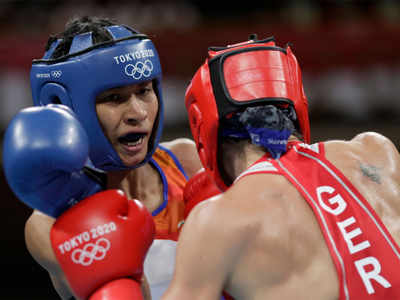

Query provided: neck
[222,135,300,182]
[106,163,163,213]
[223,142,265,183]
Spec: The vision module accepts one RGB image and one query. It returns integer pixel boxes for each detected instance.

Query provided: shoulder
[159,137,197,157]
[182,193,246,249]
[354,132,400,172]
[167,194,234,298]
[181,174,303,274]
[227,173,294,221]
[326,131,396,150]
[185,173,289,245]
[178,193,251,279]
[159,138,203,178]
[351,131,397,150]
[326,131,399,163]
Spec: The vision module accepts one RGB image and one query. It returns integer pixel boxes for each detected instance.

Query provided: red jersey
[235,141,400,300]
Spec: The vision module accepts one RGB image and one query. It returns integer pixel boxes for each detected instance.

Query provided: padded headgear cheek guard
[30,25,164,171]
[185,37,310,191]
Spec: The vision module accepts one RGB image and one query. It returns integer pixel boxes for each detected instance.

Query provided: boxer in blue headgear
[3,16,203,299]
[30,18,163,171]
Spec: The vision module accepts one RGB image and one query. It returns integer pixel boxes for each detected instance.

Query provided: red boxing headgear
[185,37,310,190]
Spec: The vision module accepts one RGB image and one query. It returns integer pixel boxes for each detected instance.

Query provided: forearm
[25,211,74,299]
[50,273,74,300]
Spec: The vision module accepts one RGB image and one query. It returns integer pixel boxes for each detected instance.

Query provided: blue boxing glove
[3,104,103,217]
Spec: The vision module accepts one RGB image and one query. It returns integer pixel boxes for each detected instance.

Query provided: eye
[135,81,155,97]
[98,93,125,104]
[137,87,151,95]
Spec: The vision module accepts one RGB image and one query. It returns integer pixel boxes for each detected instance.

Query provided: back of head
[185,36,310,190]
[30,16,164,171]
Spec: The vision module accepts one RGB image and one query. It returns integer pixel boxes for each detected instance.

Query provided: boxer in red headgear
[185,36,309,190]
[162,36,400,300]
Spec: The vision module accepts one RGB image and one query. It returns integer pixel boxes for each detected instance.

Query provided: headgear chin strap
[30,25,164,171]
[185,36,310,190]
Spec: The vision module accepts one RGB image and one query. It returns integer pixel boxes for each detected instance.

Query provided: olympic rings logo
[51,70,62,78]
[71,238,111,266]
[124,60,153,80]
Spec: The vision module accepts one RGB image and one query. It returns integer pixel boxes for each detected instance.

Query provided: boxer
[3,16,205,299]
[163,36,400,300]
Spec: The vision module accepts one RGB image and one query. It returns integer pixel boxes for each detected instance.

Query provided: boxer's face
[95,80,158,167]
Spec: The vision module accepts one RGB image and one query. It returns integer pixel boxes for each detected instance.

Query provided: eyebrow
[97,81,153,97]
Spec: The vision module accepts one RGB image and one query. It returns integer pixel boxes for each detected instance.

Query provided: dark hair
[218,104,302,185]
[45,16,117,59]
[220,104,303,143]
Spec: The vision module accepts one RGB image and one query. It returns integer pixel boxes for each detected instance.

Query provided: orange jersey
[145,145,189,298]
[150,145,188,241]
[86,145,189,298]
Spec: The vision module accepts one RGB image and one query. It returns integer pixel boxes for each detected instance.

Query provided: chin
[121,152,148,168]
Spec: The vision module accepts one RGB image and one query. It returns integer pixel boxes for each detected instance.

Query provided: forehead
[98,80,153,95]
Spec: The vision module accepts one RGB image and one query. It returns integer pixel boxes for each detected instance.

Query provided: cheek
[96,104,115,138]
[96,105,107,128]
[148,98,160,125]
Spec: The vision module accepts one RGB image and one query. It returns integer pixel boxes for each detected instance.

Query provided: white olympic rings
[51,70,62,78]
[71,237,111,266]
[125,60,154,79]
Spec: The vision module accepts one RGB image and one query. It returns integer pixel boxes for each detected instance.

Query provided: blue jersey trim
[149,157,169,217]
[158,144,189,180]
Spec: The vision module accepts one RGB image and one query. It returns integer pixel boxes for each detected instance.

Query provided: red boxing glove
[184,169,221,219]
[89,279,143,300]
[50,190,155,300]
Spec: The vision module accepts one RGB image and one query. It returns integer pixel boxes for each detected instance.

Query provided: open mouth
[118,132,147,147]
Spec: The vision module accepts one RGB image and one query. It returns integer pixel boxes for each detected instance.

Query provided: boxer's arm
[50,190,155,300]
[162,196,237,300]
[26,209,153,300]
[25,210,73,299]
[26,191,155,300]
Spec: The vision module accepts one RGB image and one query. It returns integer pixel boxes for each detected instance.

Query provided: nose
[123,96,148,125]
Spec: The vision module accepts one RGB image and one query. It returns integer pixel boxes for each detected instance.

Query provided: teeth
[125,136,143,147]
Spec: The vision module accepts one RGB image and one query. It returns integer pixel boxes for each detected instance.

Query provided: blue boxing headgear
[30,25,164,171]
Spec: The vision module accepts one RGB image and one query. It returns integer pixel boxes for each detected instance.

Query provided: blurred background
[0,0,399,298]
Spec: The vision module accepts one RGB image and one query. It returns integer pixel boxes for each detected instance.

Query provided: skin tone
[95,80,158,168]
[163,133,400,300]
[25,80,202,300]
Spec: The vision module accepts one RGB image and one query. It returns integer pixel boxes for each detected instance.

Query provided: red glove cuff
[89,278,143,300]
[184,170,221,218]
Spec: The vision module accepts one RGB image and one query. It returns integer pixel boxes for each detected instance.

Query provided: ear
[37,83,73,108]
[187,102,208,169]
